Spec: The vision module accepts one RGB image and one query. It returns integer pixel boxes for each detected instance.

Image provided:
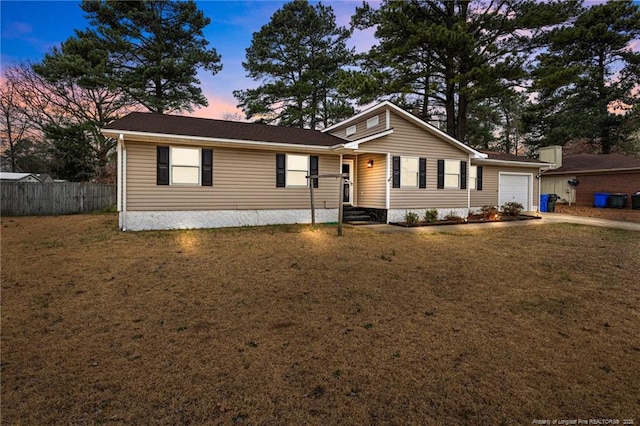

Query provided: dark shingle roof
[545,153,640,174]
[104,112,346,147]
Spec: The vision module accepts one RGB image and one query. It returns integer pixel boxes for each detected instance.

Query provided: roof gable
[103,112,345,147]
[324,101,486,158]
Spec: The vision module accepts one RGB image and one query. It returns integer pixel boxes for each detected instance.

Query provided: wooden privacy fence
[1,182,116,216]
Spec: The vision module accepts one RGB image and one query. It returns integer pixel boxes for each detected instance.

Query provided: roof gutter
[543,166,640,175]
[473,158,552,168]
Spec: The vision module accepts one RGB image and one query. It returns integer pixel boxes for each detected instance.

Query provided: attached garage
[499,173,532,211]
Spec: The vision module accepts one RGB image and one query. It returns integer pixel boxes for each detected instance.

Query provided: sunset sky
[1,1,637,120]
[0,1,375,119]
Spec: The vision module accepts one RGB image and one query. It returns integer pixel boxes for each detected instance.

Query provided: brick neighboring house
[540,146,640,208]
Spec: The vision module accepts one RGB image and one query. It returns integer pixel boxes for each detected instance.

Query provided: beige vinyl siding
[328,112,386,142]
[541,175,575,204]
[359,111,469,209]
[125,141,340,211]
[470,165,541,208]
[356,153,387,208]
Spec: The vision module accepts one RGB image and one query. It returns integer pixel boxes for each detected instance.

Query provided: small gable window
[366,115,379,129]
[346,125,356,136]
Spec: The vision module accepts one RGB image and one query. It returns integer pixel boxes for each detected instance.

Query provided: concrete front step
[344,214,372,221]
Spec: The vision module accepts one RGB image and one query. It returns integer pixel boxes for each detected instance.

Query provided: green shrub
[424,208,439,223]
[480,205,500,219]
[404,211,420,224]
[501,201,523,216]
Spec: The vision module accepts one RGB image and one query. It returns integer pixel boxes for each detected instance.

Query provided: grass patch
[1,214,639,424]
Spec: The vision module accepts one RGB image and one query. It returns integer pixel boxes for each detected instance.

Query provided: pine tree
[234,0,354,129]
[350,0,578,141]
[525,0,640,154]
[74,0,222,113]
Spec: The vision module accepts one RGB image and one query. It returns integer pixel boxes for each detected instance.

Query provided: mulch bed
[555,204,640,223]
[391,214,541,227]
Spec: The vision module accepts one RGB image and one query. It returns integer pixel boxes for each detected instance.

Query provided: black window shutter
[477,166,483,191]
[201,149,213,186]
[310,155,319,188]
[419,157,427,189]
[460,161,467,189]
[392,156,400,188]
[437,159,444,189]
[276,153,286,187]
[157,146,169,185]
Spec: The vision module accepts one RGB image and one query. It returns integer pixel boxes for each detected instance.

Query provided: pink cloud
[186,92,245,121]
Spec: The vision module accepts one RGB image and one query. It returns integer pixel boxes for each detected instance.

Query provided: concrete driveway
[364,213,640,234]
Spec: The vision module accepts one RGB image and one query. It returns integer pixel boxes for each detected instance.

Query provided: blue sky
[0,0,374,119]
[2,1,637,119]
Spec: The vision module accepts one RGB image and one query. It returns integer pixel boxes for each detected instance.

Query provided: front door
[342,160,354,204]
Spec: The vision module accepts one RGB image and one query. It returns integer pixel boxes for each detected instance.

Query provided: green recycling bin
[632,194,640,210]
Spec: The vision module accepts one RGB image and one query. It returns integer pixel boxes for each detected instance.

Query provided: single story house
[540,146,640,207]
[102,101,549,231]
[0,172,54,183]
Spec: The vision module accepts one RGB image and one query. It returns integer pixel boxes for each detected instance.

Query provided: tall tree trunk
[457,90,468,142]
[445,77,456,137]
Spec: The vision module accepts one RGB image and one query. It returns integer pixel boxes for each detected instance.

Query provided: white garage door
[499,174,531,211]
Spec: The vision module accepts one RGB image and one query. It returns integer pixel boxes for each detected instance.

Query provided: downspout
[117,134,122,221]
[121,135,127,231]
[537,167,542,213]
[385,153,391,223]
[467,155,471,213]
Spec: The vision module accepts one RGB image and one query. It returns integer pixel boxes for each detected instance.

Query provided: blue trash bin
[540,194,549,212]
[593,193,610,208]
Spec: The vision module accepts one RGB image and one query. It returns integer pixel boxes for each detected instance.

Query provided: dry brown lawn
[1,214,639,425]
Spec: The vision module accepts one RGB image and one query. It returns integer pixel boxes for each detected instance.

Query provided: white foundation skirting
[387,208,471,223]
[121,209,339,231]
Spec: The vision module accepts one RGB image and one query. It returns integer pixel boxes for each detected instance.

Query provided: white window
[401,157,419,188]
[366,115,379,129]
[287,154,308,187]
[444,160,460,188]
[346,125,356,136]
[469,165,477,190]
[171,147,200,185]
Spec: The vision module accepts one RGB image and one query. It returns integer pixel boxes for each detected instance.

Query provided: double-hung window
[157,146,213,186]
[400,157,419,188]
[286,154,309,187]
[444,160,460,188]
[171,147,200,185]
[276,153,318,188]
[392,156,426,189]
[469,166,477,190]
